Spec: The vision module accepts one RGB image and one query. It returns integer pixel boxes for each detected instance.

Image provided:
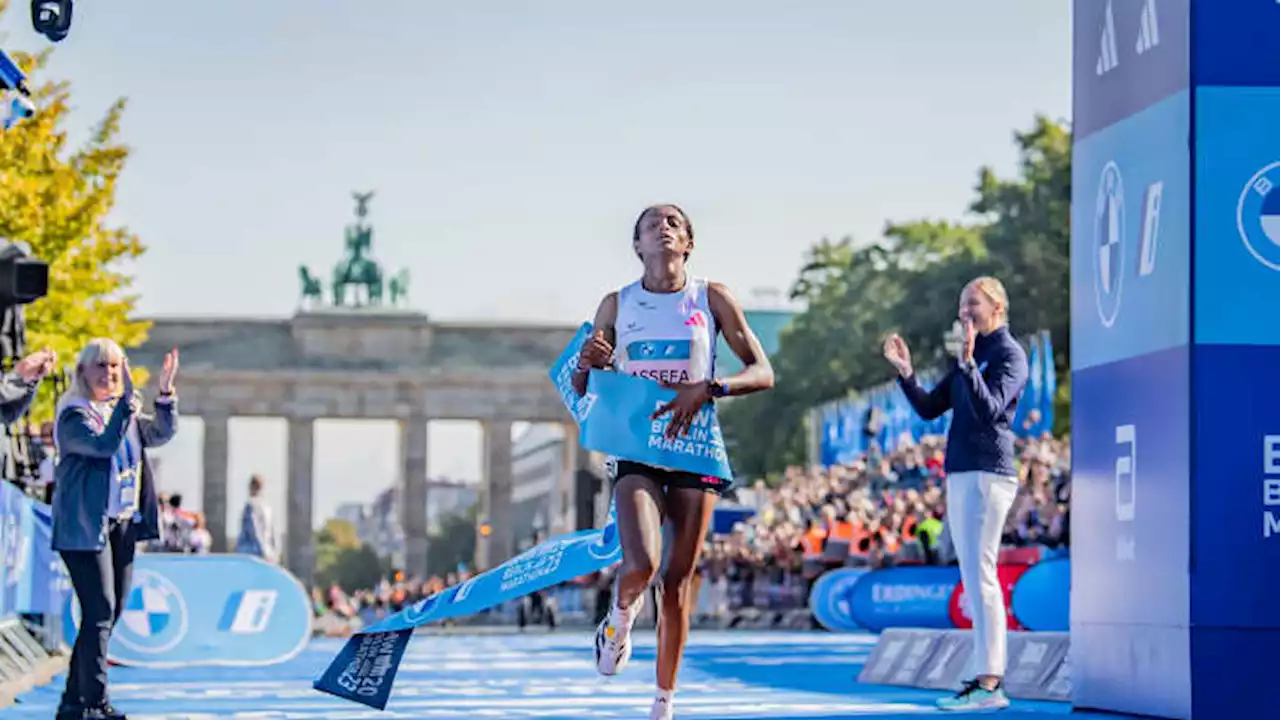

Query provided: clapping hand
[158,348,179,393]
[882,334,913,378]
[14,347,55,382]
[121,359,142,413]
[943,320,965,359]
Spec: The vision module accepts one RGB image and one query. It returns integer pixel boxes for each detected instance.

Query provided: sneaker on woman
[936,678,1010,711]
[649,696,674,720]
[594,594,643,676]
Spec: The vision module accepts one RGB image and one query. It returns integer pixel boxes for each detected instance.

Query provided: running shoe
[649,696,674,719]
[594,593,643,676]
[936,678,1010,711]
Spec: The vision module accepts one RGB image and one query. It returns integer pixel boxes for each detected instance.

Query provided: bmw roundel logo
[1237,161,1280,271]
[70,569,189,654]
[1094,161,1126,328]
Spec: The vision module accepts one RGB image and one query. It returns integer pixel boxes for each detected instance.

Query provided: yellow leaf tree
[0,0,150,423]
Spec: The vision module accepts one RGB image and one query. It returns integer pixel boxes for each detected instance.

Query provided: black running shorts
[612,460,732,496]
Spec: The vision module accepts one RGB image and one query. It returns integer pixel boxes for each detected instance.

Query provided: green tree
[722,116,1071,476]
[313,519,386,591]
[0,0,150,421]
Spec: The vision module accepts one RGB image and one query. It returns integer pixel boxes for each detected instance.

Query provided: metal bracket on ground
[857,628,1072,703]
[0,615,68,709]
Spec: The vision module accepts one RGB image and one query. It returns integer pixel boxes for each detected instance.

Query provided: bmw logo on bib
[1237,162,1280,271]
[1094,161,1126,328]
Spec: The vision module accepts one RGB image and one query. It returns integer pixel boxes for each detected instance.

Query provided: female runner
[883,276,1028,712]
[572,204,774,720]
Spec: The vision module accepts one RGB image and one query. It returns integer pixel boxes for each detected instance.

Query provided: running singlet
[614,276,717,386]
[608,276,725,485]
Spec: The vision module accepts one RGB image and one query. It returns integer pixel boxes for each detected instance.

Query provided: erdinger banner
[62,554,312,668]
[846,566,960,632]
[948,564,1030,631]
[313,514,623,710]
[551,321,733,480]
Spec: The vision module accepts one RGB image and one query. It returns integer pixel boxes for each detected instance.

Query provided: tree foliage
[314,518,387,591]
[0,0,150,422]
[722,116,1071,478]
[427,509,478,577]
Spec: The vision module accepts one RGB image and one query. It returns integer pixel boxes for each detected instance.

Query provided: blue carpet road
[10,631,1139,719]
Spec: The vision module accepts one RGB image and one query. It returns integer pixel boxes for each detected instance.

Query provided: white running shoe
[649,696,674,720]
[594,594,643,676]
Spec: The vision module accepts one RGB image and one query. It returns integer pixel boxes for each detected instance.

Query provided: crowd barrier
[0,482,71,706]
[809,556,1070,634]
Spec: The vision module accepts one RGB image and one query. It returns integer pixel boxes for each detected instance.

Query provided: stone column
[286,416,316,586]
[399,416,430,579]
[200,414,230,552]
[556,424,579,534]
[482,420,514,569]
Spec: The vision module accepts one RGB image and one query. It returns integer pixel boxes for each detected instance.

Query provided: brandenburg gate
[128,193,584,586]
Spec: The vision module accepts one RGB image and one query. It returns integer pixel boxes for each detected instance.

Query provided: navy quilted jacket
[896,325,1029,477]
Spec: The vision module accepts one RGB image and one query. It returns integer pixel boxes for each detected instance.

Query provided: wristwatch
[707,379,730,398]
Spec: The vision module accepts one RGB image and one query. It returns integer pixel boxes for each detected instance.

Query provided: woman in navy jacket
[884,276,1028,713]
[52,339,179,720]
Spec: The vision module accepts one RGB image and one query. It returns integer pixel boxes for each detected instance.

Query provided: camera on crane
[0,240,49,364]
[31,0,74,43]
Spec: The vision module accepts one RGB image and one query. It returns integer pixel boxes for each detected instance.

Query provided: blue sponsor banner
[62,554,312,668]
[1191,344,1280,628]
[0,481,66,617]
[1194,87,1280,345]
[1070,89,1190,370]
[1070,347,1191,718]
[808,568,866,633]
[0,481,32,616]
[1072,0,1189,141]
[28,501,71,617]
[845,566,959,633]
[1070,346,1189,628]
[1193,0,1280,87]
[315,514,623,710]
[1070,0,1187,140]
[1010,557,1069,632]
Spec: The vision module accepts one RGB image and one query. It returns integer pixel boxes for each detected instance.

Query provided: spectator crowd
[310,431,1071,634]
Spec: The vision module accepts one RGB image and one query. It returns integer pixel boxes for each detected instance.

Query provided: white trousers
[945,470,1019,677]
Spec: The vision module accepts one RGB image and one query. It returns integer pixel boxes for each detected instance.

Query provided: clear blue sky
[2,1,1070,535]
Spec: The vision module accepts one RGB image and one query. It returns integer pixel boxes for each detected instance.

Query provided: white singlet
[614,276,718,386]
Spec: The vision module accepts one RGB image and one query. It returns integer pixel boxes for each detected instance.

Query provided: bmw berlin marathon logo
[1238,162,1280,271]
[1094,161,1126,327]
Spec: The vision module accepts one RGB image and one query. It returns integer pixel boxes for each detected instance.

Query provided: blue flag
[1039,331,1057,435]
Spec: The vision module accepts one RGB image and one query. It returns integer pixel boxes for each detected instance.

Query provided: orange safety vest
[800,528,827,559]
